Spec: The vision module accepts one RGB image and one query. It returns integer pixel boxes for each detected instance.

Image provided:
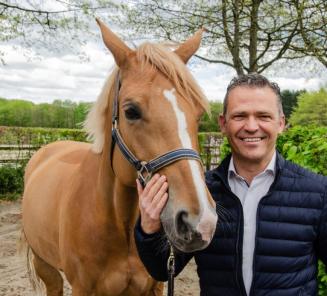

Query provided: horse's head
[93,19,217,252]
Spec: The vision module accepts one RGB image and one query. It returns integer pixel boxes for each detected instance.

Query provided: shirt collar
[228,151,277,179]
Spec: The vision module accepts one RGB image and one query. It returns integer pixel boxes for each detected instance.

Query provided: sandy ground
[0,200,199,296]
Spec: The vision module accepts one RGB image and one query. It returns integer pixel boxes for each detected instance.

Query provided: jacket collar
[212,150,284,188]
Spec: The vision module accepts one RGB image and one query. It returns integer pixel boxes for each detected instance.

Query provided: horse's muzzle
[161,208,217,253]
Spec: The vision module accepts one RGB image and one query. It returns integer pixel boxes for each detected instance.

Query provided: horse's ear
[174,28,205,64]
[96,18,133,67]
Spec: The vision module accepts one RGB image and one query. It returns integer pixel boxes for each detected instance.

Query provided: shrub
[277,126,327,175]
[0,164,25,200]
[289,89,327,126]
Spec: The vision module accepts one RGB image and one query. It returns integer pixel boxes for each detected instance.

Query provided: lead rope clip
[167,242,175,296]
[137,161,152,188]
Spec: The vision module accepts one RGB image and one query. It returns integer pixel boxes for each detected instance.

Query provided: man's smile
[239,137,266,142]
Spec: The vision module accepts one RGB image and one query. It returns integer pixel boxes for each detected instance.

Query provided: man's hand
[137,174,169,234]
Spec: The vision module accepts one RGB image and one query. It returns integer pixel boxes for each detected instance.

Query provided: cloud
[0,42,326,104]
[0,43,114,103]
[273,77,327,91]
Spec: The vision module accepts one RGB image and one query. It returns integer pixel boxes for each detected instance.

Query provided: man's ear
[218,114,227,135]
[278,115,286,134]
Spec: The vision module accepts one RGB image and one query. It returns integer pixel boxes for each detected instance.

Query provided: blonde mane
[85,43,209,153]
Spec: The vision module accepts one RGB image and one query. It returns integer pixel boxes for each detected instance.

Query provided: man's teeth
[242,138,262,142]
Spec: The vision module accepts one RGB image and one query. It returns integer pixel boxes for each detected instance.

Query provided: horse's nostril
[176,210,192,241]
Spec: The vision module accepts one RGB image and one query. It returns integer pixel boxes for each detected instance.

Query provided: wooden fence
[200,135,224,170]
[0,134,224,170]
[0,145,38,165]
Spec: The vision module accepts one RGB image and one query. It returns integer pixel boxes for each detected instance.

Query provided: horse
[21,19,218,296]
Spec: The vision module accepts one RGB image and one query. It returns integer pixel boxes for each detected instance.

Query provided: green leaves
[199,101,223,132]
[0,98,91,129]
[277,126,327,175]
[0,165,24,199]
[318,261,327,296]
[0,126,88,146]
[289,89,327,127]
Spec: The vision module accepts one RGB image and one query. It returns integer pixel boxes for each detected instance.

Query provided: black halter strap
[111,72,202,187]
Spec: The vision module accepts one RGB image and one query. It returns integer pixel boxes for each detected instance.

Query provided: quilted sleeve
[134,218,194,281]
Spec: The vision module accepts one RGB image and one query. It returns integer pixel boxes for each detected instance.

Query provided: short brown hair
[223,73,284,116]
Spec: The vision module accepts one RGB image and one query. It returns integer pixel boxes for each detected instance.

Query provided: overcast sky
[1,34,326,104]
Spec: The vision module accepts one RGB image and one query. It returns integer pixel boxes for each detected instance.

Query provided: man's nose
[244,116,259,131]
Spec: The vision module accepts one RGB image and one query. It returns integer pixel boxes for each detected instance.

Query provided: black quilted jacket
[134,152,327,296]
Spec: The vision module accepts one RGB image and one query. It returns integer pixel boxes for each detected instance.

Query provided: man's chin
[239,151,267,163]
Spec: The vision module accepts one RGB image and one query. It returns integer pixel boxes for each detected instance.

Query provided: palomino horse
[22,19,218,295]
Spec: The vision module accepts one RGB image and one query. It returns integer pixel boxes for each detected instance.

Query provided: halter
[111,72,203,188]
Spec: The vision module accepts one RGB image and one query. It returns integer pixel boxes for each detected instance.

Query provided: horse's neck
[96,154,139,238]
[113,180,139,236]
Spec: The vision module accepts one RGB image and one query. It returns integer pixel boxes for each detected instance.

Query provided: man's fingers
[152,192,169,217]
[136,179,143,196]
[147,175,166,199]
[151,182,168,207]
[137,175,169,234]
[143,173,160,196]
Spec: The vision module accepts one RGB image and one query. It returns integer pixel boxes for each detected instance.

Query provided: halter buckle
[137,161,153,187]
[112,119,118,130]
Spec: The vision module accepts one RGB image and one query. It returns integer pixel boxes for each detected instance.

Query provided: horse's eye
[124,105,142,120]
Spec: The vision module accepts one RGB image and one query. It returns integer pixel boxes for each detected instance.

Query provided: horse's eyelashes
[124,105,142,121]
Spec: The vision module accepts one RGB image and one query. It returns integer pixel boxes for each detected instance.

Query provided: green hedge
[0,164,25,200]
[0,126,87,146]
[277,126,327,175]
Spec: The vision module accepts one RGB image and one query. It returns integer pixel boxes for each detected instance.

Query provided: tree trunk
[249,0,260,73]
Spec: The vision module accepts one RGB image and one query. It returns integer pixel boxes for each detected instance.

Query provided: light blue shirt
[228,152,276,295]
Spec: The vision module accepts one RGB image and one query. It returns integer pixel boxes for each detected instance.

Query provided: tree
[199,101,223,132]
[0,97,91,128]
[290,0,327,68]
[0,0,118,63]
[280,89,304,120]
[117,0,327,74]
[289,89,327,126]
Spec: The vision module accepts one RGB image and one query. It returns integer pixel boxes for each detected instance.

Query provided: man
[134,73,327,295]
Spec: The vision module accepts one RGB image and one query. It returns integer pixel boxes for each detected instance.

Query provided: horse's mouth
[161,220,211,253]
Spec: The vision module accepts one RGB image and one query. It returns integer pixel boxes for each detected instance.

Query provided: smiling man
[134,73,327,296]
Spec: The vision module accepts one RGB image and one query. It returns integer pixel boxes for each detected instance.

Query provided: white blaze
[163,89,217,242]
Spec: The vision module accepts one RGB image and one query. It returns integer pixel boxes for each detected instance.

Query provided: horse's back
[24,140,91,183]
[22,140,93,267]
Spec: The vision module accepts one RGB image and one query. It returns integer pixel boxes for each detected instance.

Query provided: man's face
[219,86,285,165]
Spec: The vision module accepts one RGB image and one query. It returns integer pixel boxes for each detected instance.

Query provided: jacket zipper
[249,169,281,296]
[219,179,247,296]
[249,192,271,296]
[235,199,247,296]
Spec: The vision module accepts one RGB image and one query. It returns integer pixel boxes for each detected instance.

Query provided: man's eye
[233,115,244,120]
[260,115,271,121]
[124,106,142,120]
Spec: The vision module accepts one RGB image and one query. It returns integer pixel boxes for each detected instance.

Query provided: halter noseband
[111,72,202,187]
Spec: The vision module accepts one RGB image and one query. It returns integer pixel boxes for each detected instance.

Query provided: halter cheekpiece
[111,72,203,188]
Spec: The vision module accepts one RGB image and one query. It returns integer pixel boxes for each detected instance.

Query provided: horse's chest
[98,253,157,295]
